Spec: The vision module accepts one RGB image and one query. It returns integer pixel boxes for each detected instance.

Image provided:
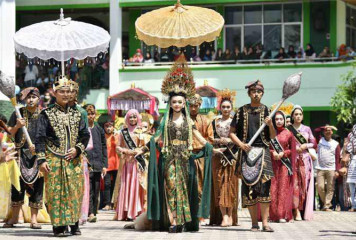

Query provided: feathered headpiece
[217,88,236,110]
[271,102,294,116]
[161,55,196,100]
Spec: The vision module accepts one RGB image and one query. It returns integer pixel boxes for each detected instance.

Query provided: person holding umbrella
[35,76,90,236]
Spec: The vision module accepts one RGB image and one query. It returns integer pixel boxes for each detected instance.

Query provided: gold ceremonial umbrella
[135,0,224,48]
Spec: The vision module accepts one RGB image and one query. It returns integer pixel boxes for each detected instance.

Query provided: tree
[331,63,356,124]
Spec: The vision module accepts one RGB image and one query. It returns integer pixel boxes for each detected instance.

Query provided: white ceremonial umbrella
[14,8,110,76]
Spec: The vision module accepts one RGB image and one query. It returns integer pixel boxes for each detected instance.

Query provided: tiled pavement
[1,209,356,240]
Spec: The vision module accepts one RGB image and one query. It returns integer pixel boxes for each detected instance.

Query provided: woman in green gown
[139,57,223,233]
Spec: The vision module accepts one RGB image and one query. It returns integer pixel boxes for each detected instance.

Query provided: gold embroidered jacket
[35,103,90,164]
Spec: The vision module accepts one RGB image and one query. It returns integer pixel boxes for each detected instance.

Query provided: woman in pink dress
[80,127,93,224]
[114,110,145,221]
[289,105,316,221]
[269,111,296,223]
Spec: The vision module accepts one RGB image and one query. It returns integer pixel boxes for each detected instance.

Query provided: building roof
[119,0,283,8]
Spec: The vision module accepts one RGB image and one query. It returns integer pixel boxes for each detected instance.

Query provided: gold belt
[170,139,187,146]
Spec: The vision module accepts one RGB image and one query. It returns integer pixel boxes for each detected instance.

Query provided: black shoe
[70,221,81,235]
[53,226,70,237]
[177,224,185,233]
[169,225,178,233]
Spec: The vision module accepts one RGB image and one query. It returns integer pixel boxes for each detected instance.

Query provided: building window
[346,4,356,49]
[224,3,302,53]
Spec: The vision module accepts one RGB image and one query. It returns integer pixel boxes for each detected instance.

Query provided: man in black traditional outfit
[35,76,90,236]
[229,80,276,232]
[4,87,43,229]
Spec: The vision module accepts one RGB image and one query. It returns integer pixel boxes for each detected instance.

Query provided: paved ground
[1,209,356,239]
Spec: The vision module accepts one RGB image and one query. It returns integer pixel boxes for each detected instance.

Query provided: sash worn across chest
[287,125,317,160]
[212,119,239,166]
[121,128,146,170]
[287,125,307,144]
[270,138,293,176]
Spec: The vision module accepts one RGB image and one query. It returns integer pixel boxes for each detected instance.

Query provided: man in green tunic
[36,76,90,236]
[69,80,88,127]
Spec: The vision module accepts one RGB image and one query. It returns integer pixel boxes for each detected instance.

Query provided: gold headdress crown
[161,55,196,100]
[53,76,70,91]
[217,89,236,109]
[140,113,154,126]
[69,79,79,92]
[271,102,294,116]
[189,93,202,106]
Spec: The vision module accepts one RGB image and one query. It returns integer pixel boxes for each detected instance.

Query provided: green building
[0,0,354,130]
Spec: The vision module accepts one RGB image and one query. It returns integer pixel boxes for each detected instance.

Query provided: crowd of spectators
[125,43,356,65]
[14,42,356,102]
[15,54,110,107]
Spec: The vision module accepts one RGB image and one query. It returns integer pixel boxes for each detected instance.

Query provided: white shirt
[316,137,339,171]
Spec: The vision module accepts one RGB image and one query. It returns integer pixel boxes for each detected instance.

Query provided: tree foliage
[331,64,356,124]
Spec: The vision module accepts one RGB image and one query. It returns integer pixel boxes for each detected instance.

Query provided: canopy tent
[107,87,159,118]
[196,81,219,110]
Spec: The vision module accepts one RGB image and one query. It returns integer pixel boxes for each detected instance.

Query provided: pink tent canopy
[107,88,159,116]
[196,85,218,97]
[196,84,219,109]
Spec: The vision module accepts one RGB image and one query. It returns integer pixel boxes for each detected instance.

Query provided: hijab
[272,110,286,132]
[124,109,142,133]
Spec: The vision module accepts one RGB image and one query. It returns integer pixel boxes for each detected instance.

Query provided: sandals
[30,223,42,229]
[124,223,135,229]
[88,215,97,223]
[262,226,274,232]
[251,225,260,232]
[2,223,14,228]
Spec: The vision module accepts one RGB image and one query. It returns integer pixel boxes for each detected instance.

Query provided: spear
[0,71,33,148]
[248,72,302,146]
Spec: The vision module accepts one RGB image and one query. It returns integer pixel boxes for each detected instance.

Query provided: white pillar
[337,0,346,48]
[110,0,122,96]
[0,0,16,101]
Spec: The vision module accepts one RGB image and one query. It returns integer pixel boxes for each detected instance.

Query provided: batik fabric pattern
[210,116,239,226]
[269,128,296,222]
[36,103,89,226]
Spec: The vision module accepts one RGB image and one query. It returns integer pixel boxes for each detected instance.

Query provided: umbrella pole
[61,60,65,77]
[61,47,65,76]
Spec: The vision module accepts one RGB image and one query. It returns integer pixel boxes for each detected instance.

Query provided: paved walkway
[1,209,356,239]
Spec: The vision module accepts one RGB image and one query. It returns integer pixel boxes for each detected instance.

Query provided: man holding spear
[229,73,301,232]
[229,80,276,232]
[3,87,43,229]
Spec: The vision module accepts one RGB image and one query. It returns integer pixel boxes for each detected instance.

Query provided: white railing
[123,57,353,67]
